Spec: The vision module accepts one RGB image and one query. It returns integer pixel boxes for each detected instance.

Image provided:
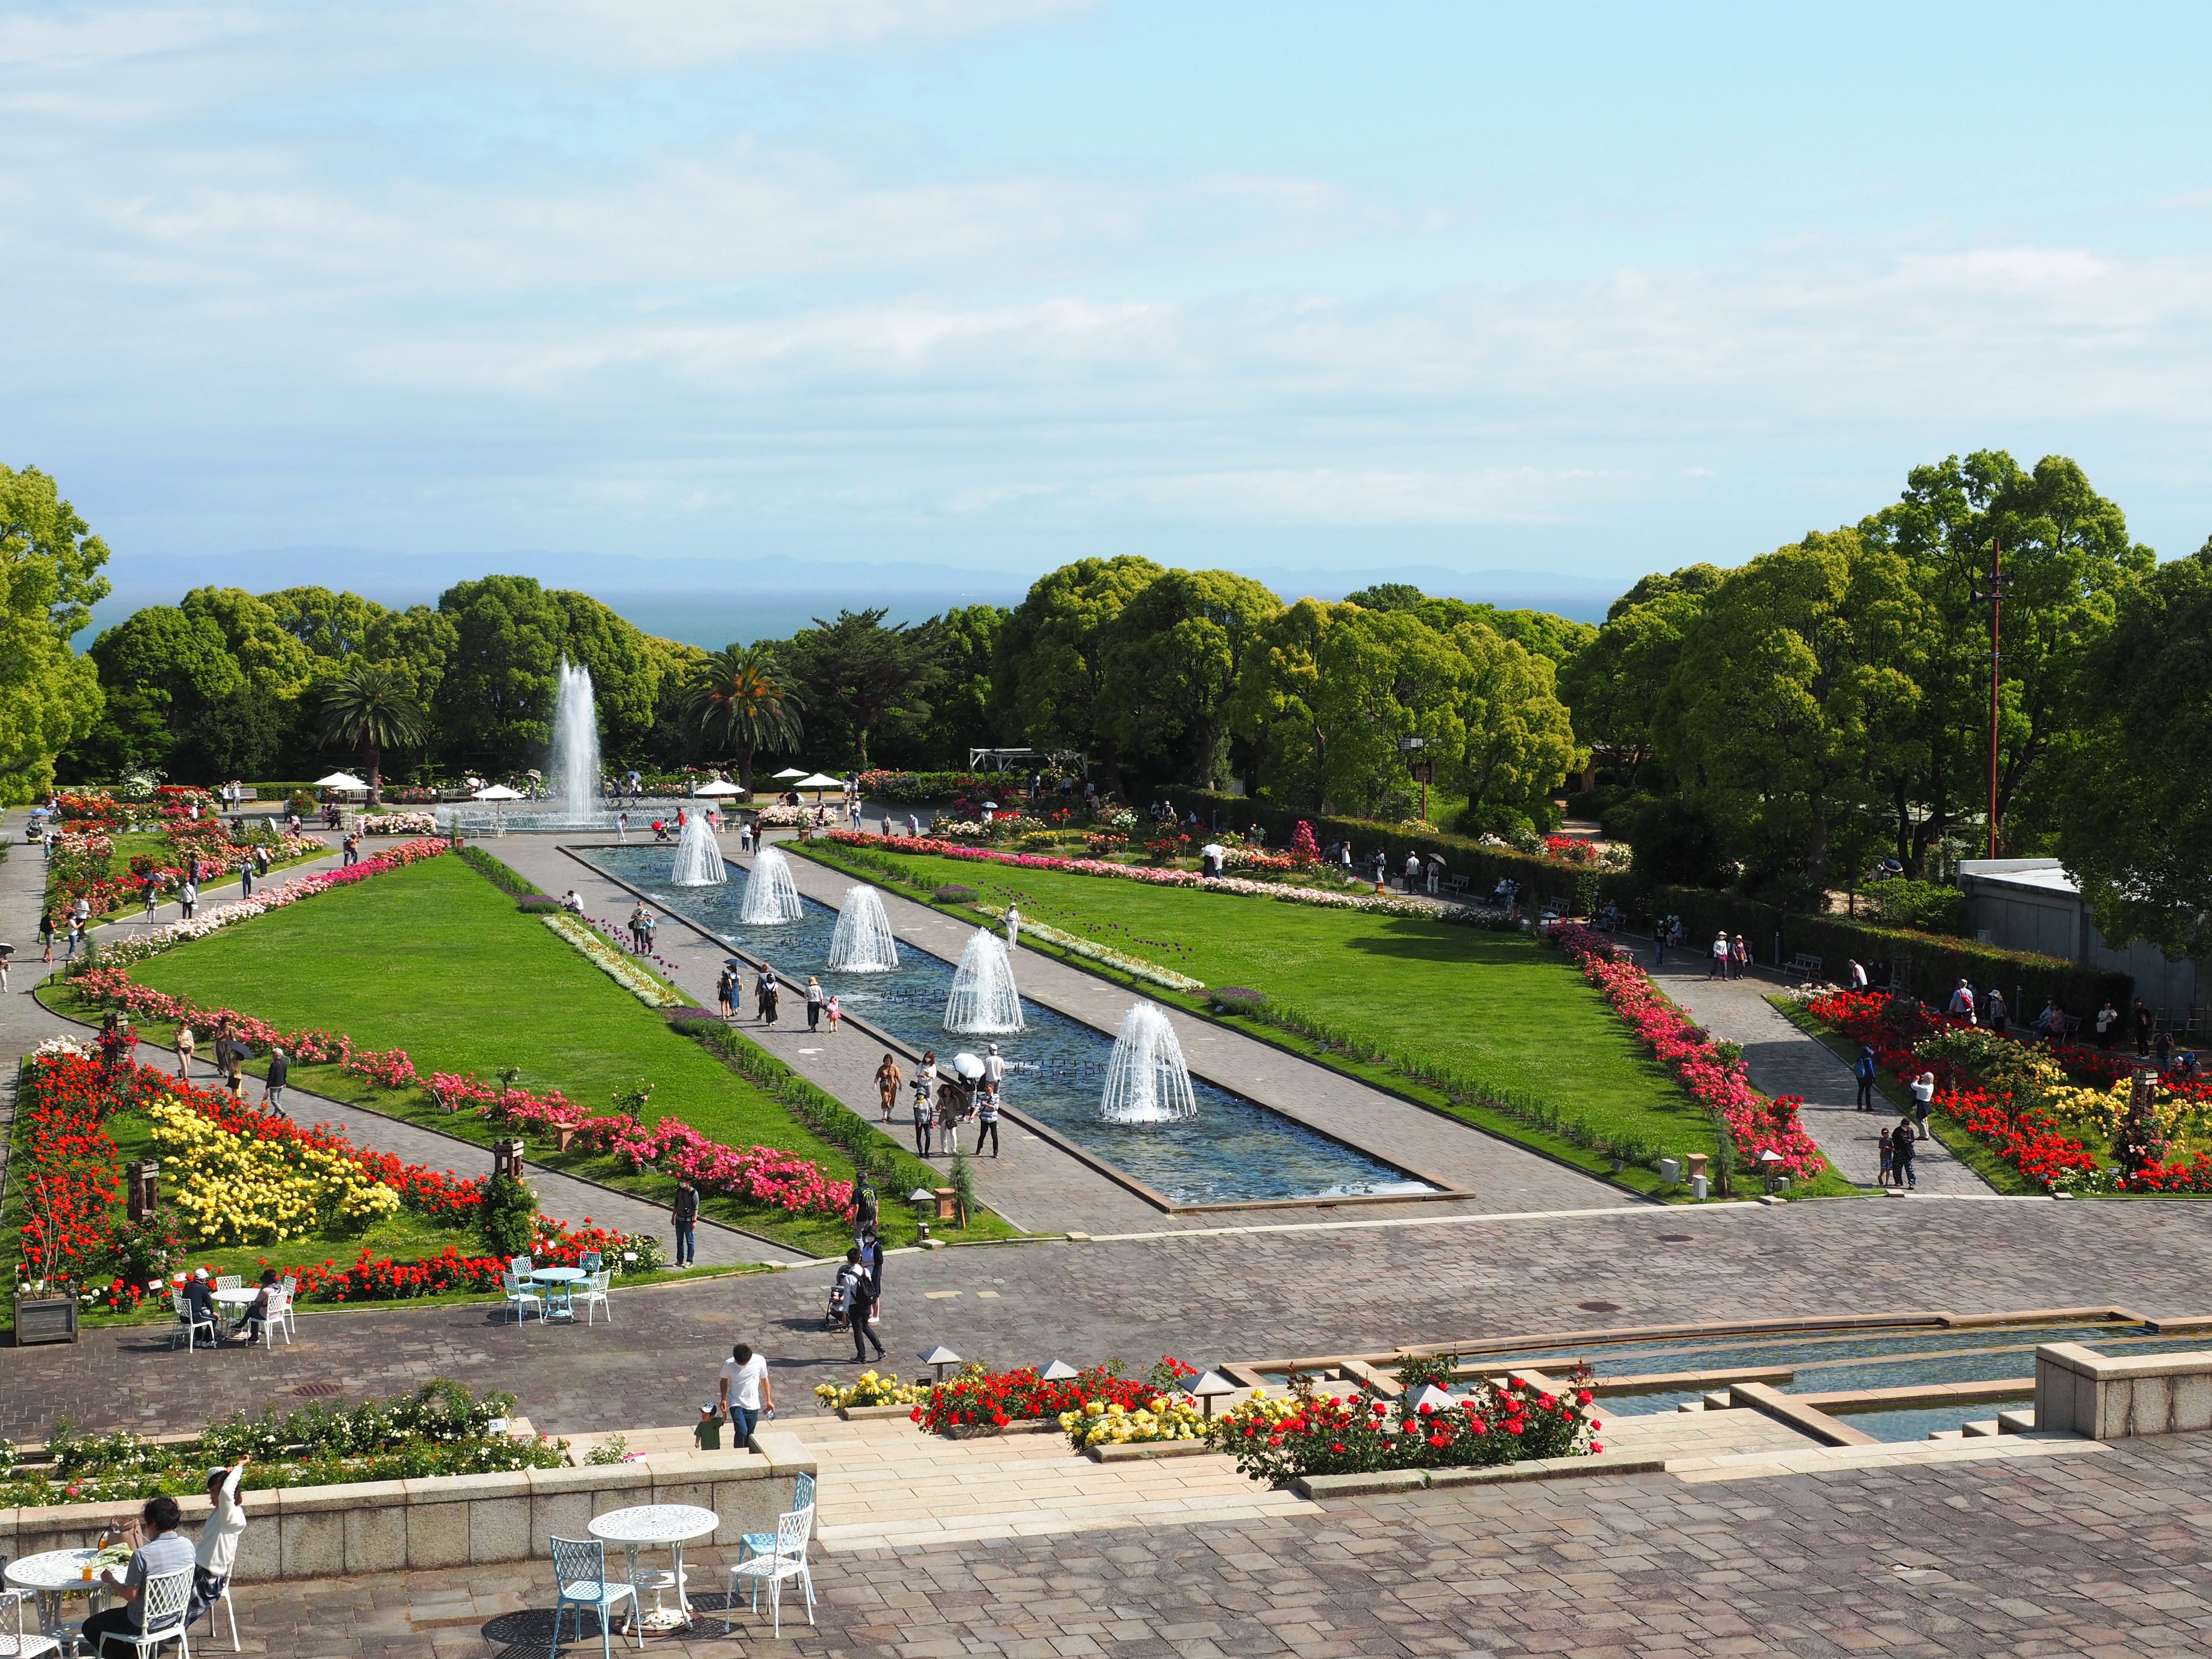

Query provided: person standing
[718,1342,774,1442]
[1004,903,1021,951]
[761,970,780,1026]
[81,1495,195,1654]
[1708,932,1728,980]
[875,1054,902,1123]
[976,1084,1001,1157]
[1946,979,1975,1024]
[1892,1114,1918,1190]
[861,1230,886,1325]
[1854,1045,1877,1112]
[825,993,842,1034]
[2136,998,2154,1058]
[38,905,55,963]
[672,1178,699,1267]
[193,1456,251,1622]
[1651,927,1665,968]
[263,1046,289,1117]
[1909,1071,1935,1141]
[239,855,253,898]
[1878,1127,1895,1189]
[805,976,824,1031]
[1987,988,2008,1036]
[1849,959,1868,990]
[176,1024,196,1078]
[837,1250,884,1362]
[912,1070,934,1155]
[1729,933,1749,980]
[716,966,736,1020]
[937,1078,962,1157]
[180,879,197,920]
[144,875,161,924]
[907,812,920,838]
[983,1042,1006,1099]
[2096,999,2119,1052]
[616,811,628,843]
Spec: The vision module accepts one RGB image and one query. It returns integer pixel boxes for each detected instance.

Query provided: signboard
[1407,760,1435,785]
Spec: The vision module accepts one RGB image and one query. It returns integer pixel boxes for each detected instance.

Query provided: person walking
[239,854,253,898]
[861,1230,886,1325]
[838,1250,885,1361]
[761,969,780,1026]
[144,874,161,924]
[175,1023,195,1078]
[1892,1114,1918,1190]
[912,1070,934,1155]
[825,993,842,1034]
[875,1054,902,1123]
[1708,932,1728,980]
[616,811,628,843]
[1849,958,1868,991]
[1730,933,1749,980]
[1946,979,1975,1023]
[263,1046,289,1116]
[38,905,55,963]
[1853,1045,1877,1112]
[983,1042,1006,1098]
[1004,903,1021,951]
[2096,999,2119,1051]
[717,965,736,1020]
[2136,998,2154,1058]
[1651,926,1665,968]
[718,1342,775,1442]
[63,913,85,961]
[1909,1070,1935,1142]
[672,1177,699,1266]
[805,975,824,1031]
[1878,1127,1895,1188]
[977,1083,1001,1157]
[937,1079,962,1157]
[180,878,197,919]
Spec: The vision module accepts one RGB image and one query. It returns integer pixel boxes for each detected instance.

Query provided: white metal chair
[548,1537,640,1659]
[277,1277,298,1337]
[256,1288,292,1349]
[92,1563,193,1656]
[736,1474,815,1612]
[573,1270,612,1326]
[170,1293,215,1353]
[194,1577,239,1653]
[213,1275,242,1292]
[0,1586,62,1658]
[725,1506,815,1636]
[500,1272,544,1325]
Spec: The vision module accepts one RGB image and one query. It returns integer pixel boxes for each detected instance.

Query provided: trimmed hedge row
[1192,790,2136,1009]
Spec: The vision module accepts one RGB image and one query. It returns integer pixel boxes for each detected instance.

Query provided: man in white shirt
[1947,980,1976,1023]
[718,1342,774,1443]
[982,1043,1007,1092]
[1003,905,1021,950]
[194,1458,251,1619]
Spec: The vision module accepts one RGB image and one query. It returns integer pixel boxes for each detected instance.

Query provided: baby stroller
[822,1274,854,1333]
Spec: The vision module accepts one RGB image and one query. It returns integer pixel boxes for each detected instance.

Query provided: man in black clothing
[671,1178,698,1266]
[263,1046,289,1117]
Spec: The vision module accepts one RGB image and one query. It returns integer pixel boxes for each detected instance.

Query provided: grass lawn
[71,852,1007,1254]
[794,841,1729,1188]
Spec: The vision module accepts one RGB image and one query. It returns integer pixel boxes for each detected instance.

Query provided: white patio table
[589,1504,719,1633]
[5,1547,114,1642]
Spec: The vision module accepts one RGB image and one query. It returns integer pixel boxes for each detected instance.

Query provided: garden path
[0,819,800,1268]
[491,831,1637,1236]
[1648,947,1991,1194]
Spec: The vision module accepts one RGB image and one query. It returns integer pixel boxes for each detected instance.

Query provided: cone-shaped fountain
[551,659,601,823]
[1100,1002,1198,1124]
[670,812,727,886]
[827,886,899,971]
[943,928,1024,1033]
[738,844,805,924]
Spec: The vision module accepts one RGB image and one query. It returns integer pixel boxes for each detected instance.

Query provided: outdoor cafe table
[529,1265,585,1319]
[6,1548,114,1642]
[589,1504,719,1633]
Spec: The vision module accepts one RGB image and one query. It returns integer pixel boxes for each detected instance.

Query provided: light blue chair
[734,1472,816,1611]
[548,1536,640,1658]
[501,1271,545,1325]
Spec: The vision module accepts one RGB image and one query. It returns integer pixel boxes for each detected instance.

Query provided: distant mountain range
[84,547,1629,648]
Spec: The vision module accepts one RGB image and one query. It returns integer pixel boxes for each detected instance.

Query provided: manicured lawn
[98,853,1005,1252]
[795,842,1722,1173]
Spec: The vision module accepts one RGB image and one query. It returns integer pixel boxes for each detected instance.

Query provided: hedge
[1190,790,2135,1010]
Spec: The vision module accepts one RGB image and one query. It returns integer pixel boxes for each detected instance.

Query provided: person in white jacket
[194,1457,251,1635]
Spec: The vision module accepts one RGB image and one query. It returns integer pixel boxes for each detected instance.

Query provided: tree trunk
[365,735,382,806]
[738,741,756,795]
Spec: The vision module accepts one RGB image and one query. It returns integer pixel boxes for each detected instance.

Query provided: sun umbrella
[313,771,369,792]
[695,779,741,796]
[472,785,525,800]
[951,1053,986,1082]
[772,768,809,781]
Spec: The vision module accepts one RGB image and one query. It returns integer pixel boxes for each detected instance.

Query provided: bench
[1443,874,1471,896]
[1781,953,1824,982]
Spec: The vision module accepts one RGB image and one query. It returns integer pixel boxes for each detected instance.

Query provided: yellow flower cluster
[2048,1079,2197,1143]
[1057,1394,1208,1450]
[812,1370,929,1409]
[146,1100,400,1245]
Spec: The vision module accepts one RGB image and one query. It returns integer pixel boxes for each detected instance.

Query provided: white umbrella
[472,784,526,800]
[313,771,369,792]
[695,780,741,797]
[794,772,843,790]
[773,768,809,781]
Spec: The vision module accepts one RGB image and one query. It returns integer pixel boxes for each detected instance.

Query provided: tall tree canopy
[0,466,108,800]
[683,643,802,791]
[991,555,1163,785]
[783,609,944,771]
[1557,589,1701,777]
[433,577,660,769]
[1100,569,1281,789]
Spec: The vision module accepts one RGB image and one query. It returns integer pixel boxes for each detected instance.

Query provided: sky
[9,0,2212,642]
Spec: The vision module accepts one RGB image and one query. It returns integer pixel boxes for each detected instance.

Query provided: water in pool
[589,845,1436,1207]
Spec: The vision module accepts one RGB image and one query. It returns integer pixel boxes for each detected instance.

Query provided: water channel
[589,845,1436,1207]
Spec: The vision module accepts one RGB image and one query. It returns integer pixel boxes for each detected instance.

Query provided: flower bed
[1061,1394,1208,1451]
[1211,1361,1599,1485]
[978,906,1203,992]
[814,1370,930,1411]
[146,1095,401,1244]
[543,912,685,1007]
[77,838,449,970]
[1552,922,1824,1183]
[913,1358,1193,1434]
[357,811,438,836]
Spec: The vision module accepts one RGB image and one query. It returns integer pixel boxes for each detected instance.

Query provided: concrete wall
[0,1434,815,1586]
[2035,1342,2212,1439]
[1960,861,2202,1018]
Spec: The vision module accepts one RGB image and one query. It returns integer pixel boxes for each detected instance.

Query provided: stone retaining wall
[0,1432,816,1585]
[2036,1342,2212,1439]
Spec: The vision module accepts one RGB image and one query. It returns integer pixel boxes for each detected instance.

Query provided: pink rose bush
[1551,922,1826,1182]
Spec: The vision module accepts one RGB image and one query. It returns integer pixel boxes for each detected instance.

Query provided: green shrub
[480,1172,538,1258]
[458,846,542,897]
[1864,878,1966,935]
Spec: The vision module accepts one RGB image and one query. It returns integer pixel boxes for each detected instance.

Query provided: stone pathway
[1644,942,1991,1194]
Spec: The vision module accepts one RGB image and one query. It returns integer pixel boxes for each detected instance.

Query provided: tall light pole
[1970,542,2012,858]
[1400,736,1432,822]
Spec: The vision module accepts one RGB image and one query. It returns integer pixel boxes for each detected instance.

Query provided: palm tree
[315,662,427,804]
[685,644,803,793]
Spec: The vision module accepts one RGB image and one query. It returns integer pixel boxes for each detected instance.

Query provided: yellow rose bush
[1058,1393,1208,1451]
[147,1098,400,1245]
[813,1370,929,1410]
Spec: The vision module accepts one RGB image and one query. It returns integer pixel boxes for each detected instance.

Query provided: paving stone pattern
[1649,945,1988,1195]
[157,1425,2212,1656]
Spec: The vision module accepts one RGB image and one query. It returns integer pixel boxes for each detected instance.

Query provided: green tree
[1099,569,1281,789]
[174,683,287,782]
[1226,597,1340,805]
[1308,607,1467,817]
[1604,563,1728,623]
[180,587,319,703]
[315,661,428,801]
[903,603,1005,769]
[432,577,659,769]
[784,609,945,770]
[1859,451,2151,865]
[991,555,1164,790]
[1340,582,1425,612]
[684,643,803,791]
[1556,589,1702,776]
[1448,620,1583,812]
[552,589,661,762]
[80,606,241,777]
[1658,529,1927,901]
[0,466,108,799]
[2047,543,2212,958]
[265,585,388,661]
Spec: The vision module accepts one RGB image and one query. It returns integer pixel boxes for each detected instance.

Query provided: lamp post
[909,1188,936,1242]
[1400,736,1433,823]
[920,1346,962,1384]
[1190,1370,1241,1420]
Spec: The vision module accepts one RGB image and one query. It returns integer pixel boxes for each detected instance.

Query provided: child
[1878,1128,1894,1189]
[912,1077,934,1156]
[693,1403,721,1452]
[825,994,841,1034]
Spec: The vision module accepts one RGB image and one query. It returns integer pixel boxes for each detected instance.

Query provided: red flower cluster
[13,1056,125,1283]
[73,974,420,1093]
[1805,989,2102,1188]
[1552,923,1825,1181]
[911,1360,1183,1434]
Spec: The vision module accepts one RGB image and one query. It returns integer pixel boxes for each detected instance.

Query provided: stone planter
[837,1404,919,1421]
[12,1294,79,1346]
[943,1419,1055,1441]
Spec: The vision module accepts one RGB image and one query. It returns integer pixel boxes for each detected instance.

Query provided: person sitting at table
[83,1494,195,1653]
[240,1269,280,1344]
[192,1456,250,1625]
[181,1268,220,1337]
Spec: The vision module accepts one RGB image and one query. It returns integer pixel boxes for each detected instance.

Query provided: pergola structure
[968,747,1089,779]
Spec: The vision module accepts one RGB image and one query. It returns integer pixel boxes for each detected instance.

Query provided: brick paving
[156,1425,2212,1656]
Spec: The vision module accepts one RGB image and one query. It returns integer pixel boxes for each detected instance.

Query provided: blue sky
[9,0,2212,632]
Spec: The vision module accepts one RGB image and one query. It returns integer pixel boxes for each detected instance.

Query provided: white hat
[193,1268,208,1279]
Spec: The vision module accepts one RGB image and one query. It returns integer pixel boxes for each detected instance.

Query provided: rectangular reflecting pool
[588,846,1439,1208]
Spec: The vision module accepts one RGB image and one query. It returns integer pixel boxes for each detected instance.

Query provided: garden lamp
[909,1188,936,1241]
[1409,1383,1456,1417]
[1758,1149,1782,1190]
[921,1346,962,1383]
[1040,1359,1080,1382]
[1190,1371,1239,1420]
